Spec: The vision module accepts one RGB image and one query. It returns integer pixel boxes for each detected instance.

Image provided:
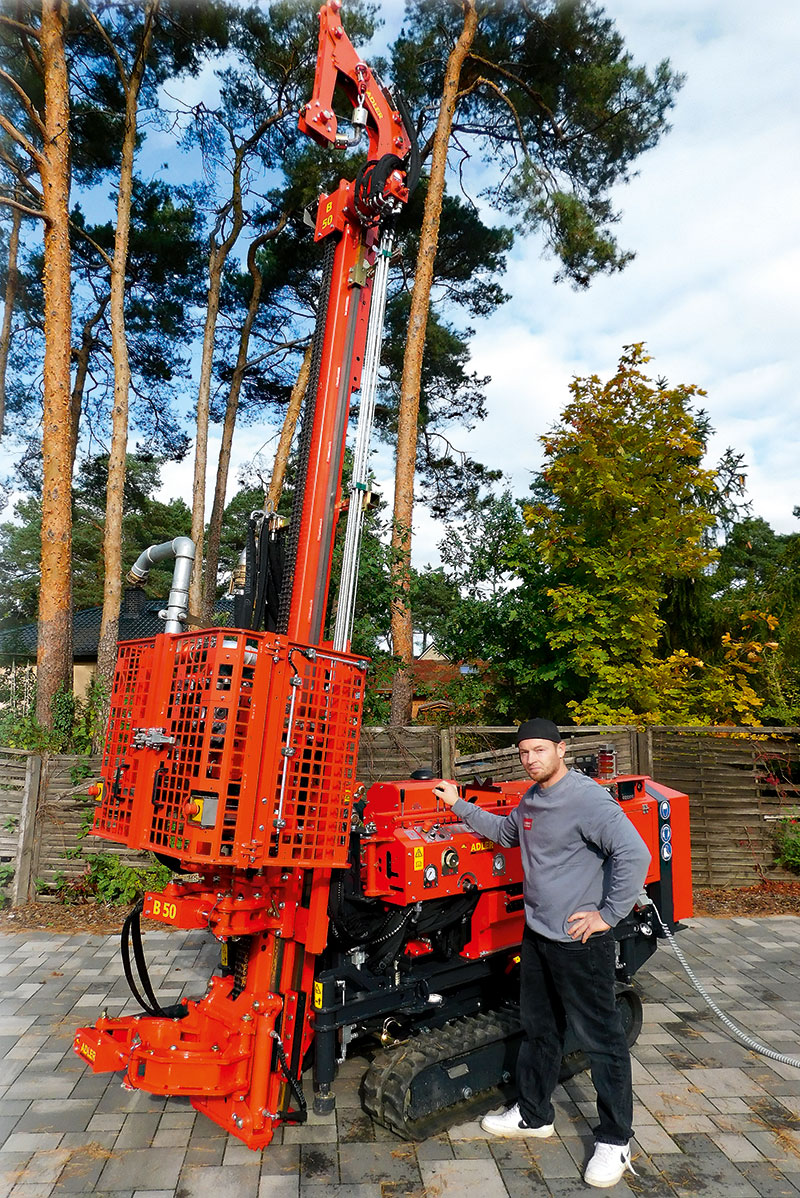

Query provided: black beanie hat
[515,718,562,745]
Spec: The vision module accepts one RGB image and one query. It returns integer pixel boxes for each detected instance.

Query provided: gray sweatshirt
[452,768,651,943]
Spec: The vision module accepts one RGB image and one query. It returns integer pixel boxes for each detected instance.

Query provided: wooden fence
[2,725,799,905]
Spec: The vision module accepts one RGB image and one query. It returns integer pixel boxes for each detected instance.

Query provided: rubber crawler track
[361,987,642,1140]
[361,1008,523,1140]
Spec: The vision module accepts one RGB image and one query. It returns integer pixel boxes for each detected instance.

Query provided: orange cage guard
[93,628,366,871]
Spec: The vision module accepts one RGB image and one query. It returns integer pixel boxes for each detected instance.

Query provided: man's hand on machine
[567,910,610,943]
[433,780,459,807]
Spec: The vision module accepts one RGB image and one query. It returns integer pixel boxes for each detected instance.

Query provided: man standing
[433,718,651,1189]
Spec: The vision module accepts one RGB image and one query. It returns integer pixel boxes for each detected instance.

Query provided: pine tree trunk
[70,295,109,468]
[266,341,312,513]
[95,1,158,710]
[0,200,22,438]
[389,0,478,727]
[189,247,223,620]
[188,156,248,620]
[201,235,267,623]
[36,0,73,728]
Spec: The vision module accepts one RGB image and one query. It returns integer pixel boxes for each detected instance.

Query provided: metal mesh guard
[95,638,156,841]
[270,647,364,867]
[93,630,365,869]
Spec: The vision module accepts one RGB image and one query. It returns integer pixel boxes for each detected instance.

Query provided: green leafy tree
[387,0,684,724]
[0,454,191,624]
[525,346,775,723]
[436,348,773,726]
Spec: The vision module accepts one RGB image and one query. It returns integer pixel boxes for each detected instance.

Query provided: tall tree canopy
[435,346,782,726]
[385,0,684,724]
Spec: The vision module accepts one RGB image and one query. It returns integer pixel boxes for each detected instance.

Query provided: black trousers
[517,926,633,1145]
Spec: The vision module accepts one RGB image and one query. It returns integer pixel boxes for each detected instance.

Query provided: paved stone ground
[1,917,800,1197]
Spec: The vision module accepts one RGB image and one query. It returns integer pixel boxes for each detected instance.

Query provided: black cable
[121,901,159,1016]
[120,899,188,1020]
[277,234,338,635]
[272,1030,308,1123]
[395,89,421,196]
[233,516,257,630]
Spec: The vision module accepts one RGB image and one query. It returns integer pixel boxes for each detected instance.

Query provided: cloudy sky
[160,0,800,568]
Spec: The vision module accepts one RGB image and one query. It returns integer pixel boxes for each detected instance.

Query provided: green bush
[0,863,14,909]
[52,853,173,906]
[774,810,800,873]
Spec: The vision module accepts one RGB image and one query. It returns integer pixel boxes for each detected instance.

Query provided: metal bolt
[233,1115,243,1129]
[462,1086,473,1099]
[278,901,285,910]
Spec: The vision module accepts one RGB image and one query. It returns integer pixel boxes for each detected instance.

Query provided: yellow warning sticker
[413,846,424,871]
[220,943,228,968]
[314,981,323,1010]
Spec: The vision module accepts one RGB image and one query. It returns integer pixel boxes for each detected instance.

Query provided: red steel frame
[75,0,415,1149]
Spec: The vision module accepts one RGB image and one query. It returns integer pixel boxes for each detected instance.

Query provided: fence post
[635,729,653,777]
[12,752,42,906]
[440,726,455,779]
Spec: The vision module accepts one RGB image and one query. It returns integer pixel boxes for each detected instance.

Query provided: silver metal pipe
[333,234,393,652]
[126,536,196,634]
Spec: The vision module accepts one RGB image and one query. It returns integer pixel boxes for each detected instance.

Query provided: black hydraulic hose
[253,516,271,632]
[121,901,160,1015]
[395,89,421,196]
[272,1029,308,1123]
[120,900,188,1020]
[277,234,338,636]
[233,517,257,630]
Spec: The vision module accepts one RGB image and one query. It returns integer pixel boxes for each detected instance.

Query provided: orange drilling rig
[74,0,692,1148]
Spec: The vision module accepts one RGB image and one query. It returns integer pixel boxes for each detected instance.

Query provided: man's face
[518,738,566,786]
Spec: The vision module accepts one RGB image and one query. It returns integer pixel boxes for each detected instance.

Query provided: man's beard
[530,759,560,784]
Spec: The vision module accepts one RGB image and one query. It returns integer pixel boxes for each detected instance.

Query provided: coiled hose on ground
[651,900,800,1069]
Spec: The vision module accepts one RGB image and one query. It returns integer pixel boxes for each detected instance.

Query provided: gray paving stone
[413,1133,453,1161]
[452,1139,493,1158]
[299,1143,338,1184]
[51,1142,115,1194]
[254,1145,298,1176]
[12,1100,97,1135]
[294,1188,371,1198]
[0,1153,32,1195]
[182,1141,226,1168]
[737,1167,800,1198]
[419,1156,510,1197]
[114,1114,161,1151]
[97,1147,185,1192]
[651,1148,760,1197]
[12,1147,72,1186]
[176,1163,260,1198]
[338,1142,420,1188]
[3,1075,75,1101]
[527,1136,584,1179]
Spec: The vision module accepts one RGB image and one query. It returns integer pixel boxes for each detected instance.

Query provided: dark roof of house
[0,589,234,660]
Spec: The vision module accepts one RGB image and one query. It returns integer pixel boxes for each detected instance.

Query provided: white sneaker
[584,1141,636,1188]
[480,1102,554,1138]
